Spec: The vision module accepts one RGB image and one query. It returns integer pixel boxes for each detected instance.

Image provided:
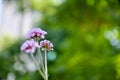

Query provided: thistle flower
[40,40,53,51]
[26,28,47,39]
[21,39,39,53]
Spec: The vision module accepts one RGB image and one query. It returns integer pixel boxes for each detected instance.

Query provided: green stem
[38,48,45,74]
[30,53,45,79]
[44,48,48,80]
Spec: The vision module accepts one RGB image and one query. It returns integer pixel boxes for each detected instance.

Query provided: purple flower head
[26,28,47,39]
[21,39,39,53]
[40,40,53,51]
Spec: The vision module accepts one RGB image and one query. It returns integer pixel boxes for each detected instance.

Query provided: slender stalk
[37,48,45,73]
[30,53,45,79]
[44,48,48,80]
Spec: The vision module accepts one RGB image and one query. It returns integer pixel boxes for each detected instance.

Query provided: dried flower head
[26,28,47,39]
[40,40,53,51]
[21,39,39,53]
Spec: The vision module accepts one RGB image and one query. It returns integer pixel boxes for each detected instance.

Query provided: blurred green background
[0,0,120,80]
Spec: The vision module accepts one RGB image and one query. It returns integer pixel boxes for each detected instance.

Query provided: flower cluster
[40,40,53,51]
[21,39,39,53]
[26,28,47,39]
[21,28,53,53]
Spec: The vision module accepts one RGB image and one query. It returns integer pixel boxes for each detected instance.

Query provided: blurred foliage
[0,0,120,80]
[0,35,16,51]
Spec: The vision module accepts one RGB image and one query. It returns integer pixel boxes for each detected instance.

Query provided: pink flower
[26,28,47,39]
[40,40,53,51]
[21,39,39,53]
